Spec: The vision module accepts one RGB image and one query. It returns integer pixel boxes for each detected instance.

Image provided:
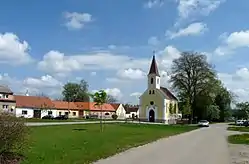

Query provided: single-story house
[111,103,126,119]
[14,95,56,118]
[75,102,115,119]
[52,101,79,118]
[124,105,139,118]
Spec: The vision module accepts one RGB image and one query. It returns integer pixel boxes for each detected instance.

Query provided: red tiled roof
[53,101,79,110]
[15,95,55,109]
[110,103,120,110]
[89,102,115,111]
[74,102,89,109]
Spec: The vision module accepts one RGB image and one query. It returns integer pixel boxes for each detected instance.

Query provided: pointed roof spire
[148,51,160,76]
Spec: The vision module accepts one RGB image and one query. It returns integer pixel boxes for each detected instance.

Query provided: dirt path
[94,124,230,164]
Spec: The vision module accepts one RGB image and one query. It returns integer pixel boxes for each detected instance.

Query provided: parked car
[198,120,209,127]
[243,121,249,127]
[236,120,246,126]
[54,115,68,120]
[42,115,54,119]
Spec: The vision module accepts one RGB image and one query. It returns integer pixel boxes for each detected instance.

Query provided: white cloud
[0,33,32,65]
[218,67,249,102]
[92,88,123,100]
[176,0,225,20]
[166,22,208,39]
[23,75,62,88]
[215,30,249,55]
[64,12,92,30]
[130,92,142,97]
[117,68,146,80]
[148,36,160,46]
[144,0,164,8]
[38,50,149,77]
[90,72,97,76]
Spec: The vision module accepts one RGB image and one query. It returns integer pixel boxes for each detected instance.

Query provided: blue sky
[1,0,249,104]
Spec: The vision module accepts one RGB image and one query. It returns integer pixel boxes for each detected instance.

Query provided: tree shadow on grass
[72,128,87,131]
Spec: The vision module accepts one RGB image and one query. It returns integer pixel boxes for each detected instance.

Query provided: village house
[0,85,16,114]
[110,103,126,119]
[124,105,139,118]
[14,95,56,118]
[53,101,79,118]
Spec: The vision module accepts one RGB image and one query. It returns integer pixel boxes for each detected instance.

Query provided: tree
[235,102,249,119]
[169,103,174,115]
[90,90,107,132]
[170,52,216,123]
[214,86,234,121]
[106,95,118,103]
[62,79,89,102]
[182,97,191,118]
[206,105,220,120]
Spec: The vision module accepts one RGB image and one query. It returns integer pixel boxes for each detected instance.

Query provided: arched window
[152,90,155,94]
[149,90,151,94]
[151,78,153,84]
[157,78,159,84]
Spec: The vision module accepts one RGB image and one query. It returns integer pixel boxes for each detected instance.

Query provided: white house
[14,95,57,118]
[124,105,139,119]
[111,103,126,119]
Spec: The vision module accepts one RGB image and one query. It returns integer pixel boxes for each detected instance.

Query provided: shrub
[0,112,29,163]
[112,114,118,120]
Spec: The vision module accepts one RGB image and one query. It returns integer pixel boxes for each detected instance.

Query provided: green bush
[0,112,29,163]
[112,114,118,120]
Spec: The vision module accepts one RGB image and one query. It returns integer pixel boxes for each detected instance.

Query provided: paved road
[94,124,230,164]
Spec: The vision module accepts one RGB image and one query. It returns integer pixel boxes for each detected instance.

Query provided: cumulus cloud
[166,22,208,39]
[215,30,249,55]
[0,33,32,65]
[64,12,93,30]
[218,67,249,102]
[92,88,123,100]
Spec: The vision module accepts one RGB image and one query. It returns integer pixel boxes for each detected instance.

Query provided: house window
[5,95,8,98]
[151,78,153,84]
[2,105,8,109]
[48,111,52,115]
[65,112,69,115]
[10,109,13,112]
[152,90,155,94]
[73,112,76,116]
[22,110,27,115]
[150,101,154,105]
[149,90,151,94]
[59,112,62,116]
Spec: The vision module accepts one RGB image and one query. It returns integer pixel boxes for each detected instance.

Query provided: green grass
[228,134,249,144]
[227,126,249,132]
[21,123,198,164]
[24,118,116,122]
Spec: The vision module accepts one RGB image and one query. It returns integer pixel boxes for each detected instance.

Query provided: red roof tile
[15,95,54,109]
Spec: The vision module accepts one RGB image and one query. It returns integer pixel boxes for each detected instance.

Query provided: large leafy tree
[62,79,89,102]
[214,86,234,121]
[235,102,249,119]
[106,95,118,103]
[170,52,216,123]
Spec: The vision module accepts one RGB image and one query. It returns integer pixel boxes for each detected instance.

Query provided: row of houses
[0,85,139,119]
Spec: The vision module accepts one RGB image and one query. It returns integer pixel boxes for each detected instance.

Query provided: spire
[148,51,160,76]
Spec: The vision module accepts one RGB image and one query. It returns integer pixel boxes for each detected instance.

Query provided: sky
[1,0,249,104]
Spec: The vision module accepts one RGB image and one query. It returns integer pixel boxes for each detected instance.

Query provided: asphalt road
[94,123,230,164]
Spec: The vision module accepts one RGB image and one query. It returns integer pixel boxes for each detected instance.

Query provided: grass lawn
[24,118,115,122]
[228,134,249,144]
[227,126,249,132]
[21,123,198,164]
